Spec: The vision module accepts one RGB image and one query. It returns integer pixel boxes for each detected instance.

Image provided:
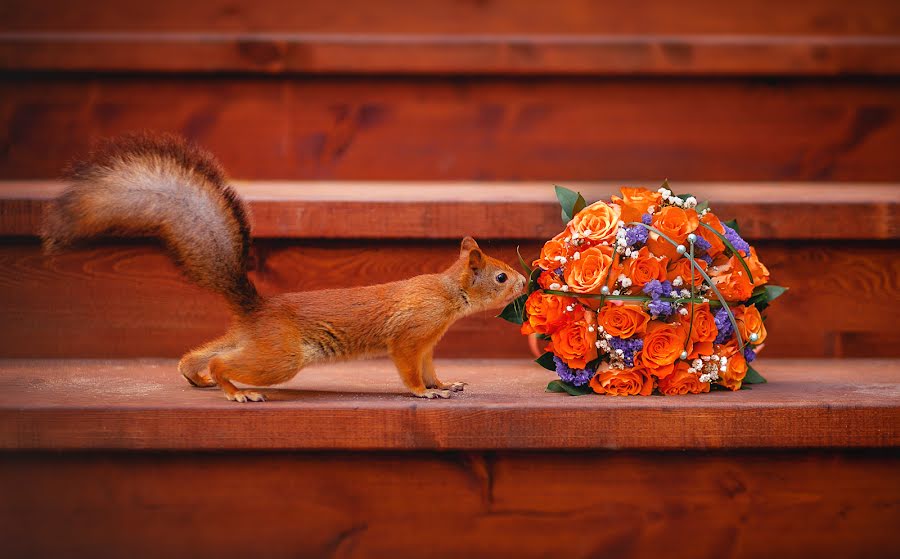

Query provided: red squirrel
[42,133,526,402]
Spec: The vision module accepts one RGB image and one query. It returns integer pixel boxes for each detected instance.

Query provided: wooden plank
[0,241,897,359]
[2,76,900,181]
[1,181,897,240]
[4,0,898,35]
[4,32,900,75]
[0,358,897,450]
[2,451,898,558]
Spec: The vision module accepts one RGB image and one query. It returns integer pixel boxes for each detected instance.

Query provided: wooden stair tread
[2,180,897,240]
[1,357,897,451]
[4,32,900,76]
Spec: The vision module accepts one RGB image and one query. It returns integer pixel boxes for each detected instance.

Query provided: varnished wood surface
[6,0,898,35]
[0,241,896,359]
[4,32,900,76]
[1,181,897,240]
[1,450,898,558]
[3,76,900,181]
[0,358,897,450]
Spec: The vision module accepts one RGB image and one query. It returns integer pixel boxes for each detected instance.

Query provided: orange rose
[537,269,563,290]
[733,304,767,345]
[597,303,651,338]
[611,187,662,224]
[711,255,753,302]
[564,245,614,294]
[623,246,668,289]
[648,206,699,259]
[570,201,621,244]
[637,321,687,379]
[657,362,710,395]
[550,318,598,369]
[698,213,726,258]
[716,342,748,391]
[666,257,707,287]
[533,230,570,270]
[681,302,717,358]
[590,366,654,396]
[520,291,574,336]
[746,246,770,288]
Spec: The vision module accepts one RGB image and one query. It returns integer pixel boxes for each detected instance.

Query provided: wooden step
[3,76,900,181]
[3,358,898,558]
[3,0,898,75]
[2,181,897,240]
[0,181,897,359]
[2,357,897,450]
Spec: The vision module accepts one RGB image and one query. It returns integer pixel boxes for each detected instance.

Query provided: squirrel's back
[42,132,260,312]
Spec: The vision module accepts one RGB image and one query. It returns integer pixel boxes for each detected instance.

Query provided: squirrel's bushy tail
[42,132,261,313]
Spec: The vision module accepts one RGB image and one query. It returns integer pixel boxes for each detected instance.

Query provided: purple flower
[609,336,644,368]
[722,224,750,257]
[642,280,672,299]
[693,235,711,253]
[553,356,594,386]
[647,299,673,318]
[714,307,734,344]
[624,225,648,247]
[700,254,713,266]
[641,213,652,225]
[743,345,757,363]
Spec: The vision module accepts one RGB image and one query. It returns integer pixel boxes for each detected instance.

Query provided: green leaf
[516,246,533,275]
[675,192,694,202]
[555,185,587,223]
[535,351,557,371]
[744,365,767,384]
[496,294,527,324]
[659,179,670,190]
[765,285,788,302]
[527,267,542,294]
[546,379,594,396]
[695,200,710,213]
[723,218,740,234]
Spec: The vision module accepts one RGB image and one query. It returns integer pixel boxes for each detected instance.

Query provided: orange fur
[43,134,526,402]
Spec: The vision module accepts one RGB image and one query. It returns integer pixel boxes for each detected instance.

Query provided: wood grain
[0,241,896,359]
[4,32,900,76]
[0,358,897,450]
[2,76,900,181]
[1,451,898,558]
[2,181,896,240]
[5,0,899,35]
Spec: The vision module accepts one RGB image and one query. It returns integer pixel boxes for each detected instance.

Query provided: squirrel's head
[456,237,526,312]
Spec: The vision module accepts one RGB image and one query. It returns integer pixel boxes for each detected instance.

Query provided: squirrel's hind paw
[417,389,452,399]
[226,390,266,403]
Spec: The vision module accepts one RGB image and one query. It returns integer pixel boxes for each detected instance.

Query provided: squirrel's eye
[496,273,508,284]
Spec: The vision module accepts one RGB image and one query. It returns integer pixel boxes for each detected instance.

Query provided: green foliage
[516,245,533,276]
[546,379,594,396]
[535,351,557,371]
[527,267,542,294]
[723,218,740,233]
[496,294,527,324]
[695,200,710,212]
[744,365,768,384]
[748,285,789,311]
[555,185,587,223]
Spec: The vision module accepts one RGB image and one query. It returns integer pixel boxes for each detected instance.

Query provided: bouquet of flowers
[499,182,786,396]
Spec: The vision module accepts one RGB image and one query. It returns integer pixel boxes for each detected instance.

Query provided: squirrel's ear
[468,248,485,270]
[460,236,480,256]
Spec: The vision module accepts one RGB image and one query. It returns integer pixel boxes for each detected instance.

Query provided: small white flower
[647,205,656,214]
[612,290,621,295]
[680,289,691,297]
[549,283,561,290]
[692,359,703,369]
[685,196,697,208]
[572,252,581,261]
[630,251,639,260]
[554,255,567,264]
[561,285,569,292]
[678,307,689,316]
[565,305,574,312]
[588,326,595,332]
[595,341,602,348]
[597,325,604,333]
[621,278,632,288]
[617,221,625,228]
[711,355,720,362]
[699,374,710,383]
[672,276,684,287]
[583,229,592,236]
[670,291,680,298]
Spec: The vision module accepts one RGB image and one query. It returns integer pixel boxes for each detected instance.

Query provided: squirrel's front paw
[226,390,266,403]
[445,381,467,392]
[416,388,452,399]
